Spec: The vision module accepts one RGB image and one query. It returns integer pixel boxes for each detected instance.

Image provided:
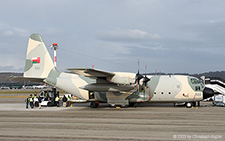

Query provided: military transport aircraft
[19,34,214,108]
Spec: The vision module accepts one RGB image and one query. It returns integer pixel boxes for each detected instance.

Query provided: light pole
[52,43,58,68]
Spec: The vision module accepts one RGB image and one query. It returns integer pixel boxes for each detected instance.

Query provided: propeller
[143,65,150,86]
[135,59,143,85]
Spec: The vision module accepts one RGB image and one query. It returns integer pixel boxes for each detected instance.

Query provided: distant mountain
[0,72,23,83]
[147,71,225,82]
[193,71,225,82]
[0,72,40,87]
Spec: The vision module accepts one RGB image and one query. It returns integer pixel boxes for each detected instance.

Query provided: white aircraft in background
[32,83,48,89]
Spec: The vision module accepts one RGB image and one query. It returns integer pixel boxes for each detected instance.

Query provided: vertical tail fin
[24,34,55,79]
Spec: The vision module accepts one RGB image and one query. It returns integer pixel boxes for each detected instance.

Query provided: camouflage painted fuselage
[43,70,204,104]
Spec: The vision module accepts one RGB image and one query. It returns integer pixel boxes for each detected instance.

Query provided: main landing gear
[90,102,99,108]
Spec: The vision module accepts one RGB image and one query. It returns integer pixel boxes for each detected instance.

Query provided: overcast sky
[0,0,225,74]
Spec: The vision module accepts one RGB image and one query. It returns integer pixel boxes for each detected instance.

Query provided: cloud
[97,29,161,43]
[96,29,166,54]
[176,20,225,53]
[0,0,225,73]
[0,65,23,72]
[0,22,29,37]
[96,28,208,53]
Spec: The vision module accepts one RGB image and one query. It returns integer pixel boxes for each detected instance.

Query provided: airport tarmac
[0,95,224,140]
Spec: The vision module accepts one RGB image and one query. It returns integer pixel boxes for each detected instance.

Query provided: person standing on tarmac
[29,94,34,109]
[67,95,71,107]
[25,96,29,109]
[34,94,37,99]
[38,96,42,109]
[44,92,48,101]
[55,95,60,107]
[62,95,67,107]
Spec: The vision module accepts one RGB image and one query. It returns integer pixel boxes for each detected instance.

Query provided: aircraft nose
[203,87,214,99]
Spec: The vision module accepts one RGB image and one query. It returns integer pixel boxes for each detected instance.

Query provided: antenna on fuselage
[135,59,143,85]
[143,65,150,86]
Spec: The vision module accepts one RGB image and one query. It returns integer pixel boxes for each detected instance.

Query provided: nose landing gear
[185,101,200,108]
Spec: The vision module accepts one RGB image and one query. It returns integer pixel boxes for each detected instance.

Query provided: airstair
[205,78,225,95]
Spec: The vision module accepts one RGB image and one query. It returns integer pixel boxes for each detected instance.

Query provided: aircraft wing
[68,68,136,95]
[67,68,115,78]
[80,83,136,92]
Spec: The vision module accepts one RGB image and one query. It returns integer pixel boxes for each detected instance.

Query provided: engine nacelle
[109,72,136,85]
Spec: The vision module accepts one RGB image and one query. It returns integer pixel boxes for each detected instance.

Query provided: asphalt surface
[0,94,224,141]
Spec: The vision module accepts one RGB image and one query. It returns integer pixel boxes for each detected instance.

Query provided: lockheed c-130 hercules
[18,34,214,108]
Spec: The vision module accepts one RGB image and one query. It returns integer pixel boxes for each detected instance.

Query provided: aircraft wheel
[47,102,52,107]
[110,104,116,108]
[197,101,200,107]
[121,104,128,108]
[128,103,135,107]
[90,102,97,108]
[90,102,94,108]
[192,102,196,107]
[186,102,192,108]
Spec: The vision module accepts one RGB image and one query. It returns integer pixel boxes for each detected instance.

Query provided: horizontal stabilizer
[11,76,44,82]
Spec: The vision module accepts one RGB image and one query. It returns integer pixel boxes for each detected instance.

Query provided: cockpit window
[189,77,205,91]
[190,78,201,84]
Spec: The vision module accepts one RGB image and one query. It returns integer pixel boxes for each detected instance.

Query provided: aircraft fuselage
[44,71,205,104]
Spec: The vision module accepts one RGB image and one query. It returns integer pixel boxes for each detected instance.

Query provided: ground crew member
[62,95,67,107]
[44,92,48,101]
[67,95,71,101]
[34,94,39,107]
[38,96,42,109]
[25,96,29,109]
[55,95,60,107]
[29,94,34,109]
[34,94,37,99]
[67,95,71,107]
[90,92,94,99]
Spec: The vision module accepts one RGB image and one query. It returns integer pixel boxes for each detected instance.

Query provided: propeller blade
[136,73,143,85]
[143,77,150,86]
[135,60,143,85]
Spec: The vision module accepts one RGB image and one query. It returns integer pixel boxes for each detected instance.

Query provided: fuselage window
[168,92,171,94]
[154,92,156,95]
[161,92,163,94]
